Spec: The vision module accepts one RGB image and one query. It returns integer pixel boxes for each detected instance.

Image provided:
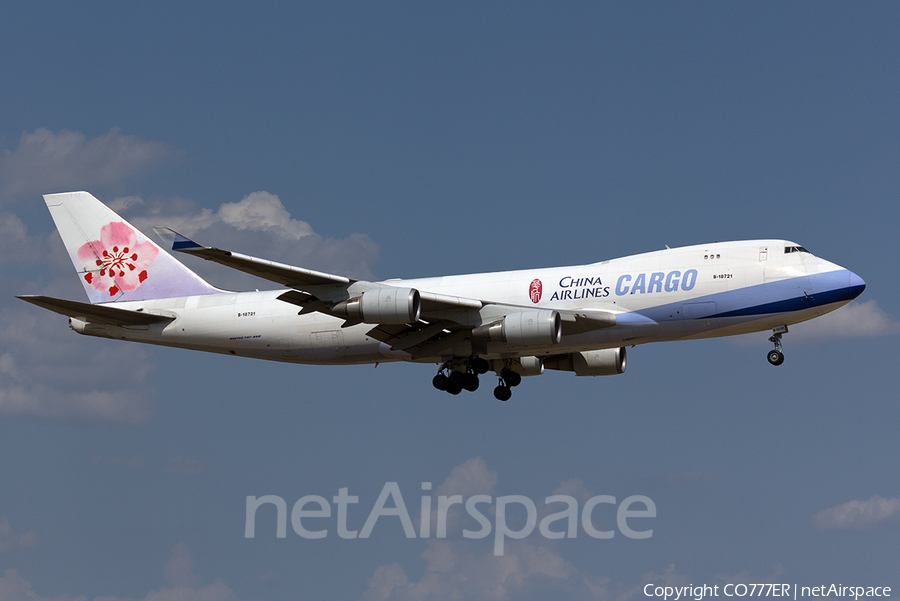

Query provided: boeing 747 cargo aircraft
[19,192,866,401]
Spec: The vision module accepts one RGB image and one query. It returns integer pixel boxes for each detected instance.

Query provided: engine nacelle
[333,287,421,324]
[544,347,626,376]
[515,356,544,376]
[472,310,562,347]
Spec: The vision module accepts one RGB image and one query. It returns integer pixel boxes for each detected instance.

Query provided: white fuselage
[72,240,862,366]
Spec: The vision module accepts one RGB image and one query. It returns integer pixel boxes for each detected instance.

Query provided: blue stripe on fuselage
[622,270,862,323]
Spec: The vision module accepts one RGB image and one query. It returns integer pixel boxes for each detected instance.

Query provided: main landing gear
[433,357,490,395]
[493,369,521,402]
[432,357,523,402]
[767,325,787,366]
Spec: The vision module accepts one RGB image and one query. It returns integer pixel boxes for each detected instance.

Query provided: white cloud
[417,457,497,539]
[0,305,154,424]
[0,517,39,555]
[0,213,44,267]
[115,192,315,241]
[117,191,380,289]
[0,544,235,601]
[2,186,378,423]
[534,478,596,526]
[361,539,614,601]
[368,459,625,601]
[162,543,200,588]
[789,300,900,342]
[812,494,900,531]
[255,570,279,585]
[729,299,900,348]
[435,458,499,499]
[0,128,175,200]
[217,192,314,239]
[364,459,794,601]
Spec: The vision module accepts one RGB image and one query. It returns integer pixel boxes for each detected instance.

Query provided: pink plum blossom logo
[77,222,159,297]
[529,279,542,304]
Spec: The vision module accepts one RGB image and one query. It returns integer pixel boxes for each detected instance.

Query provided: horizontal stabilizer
[16,295,174,326]
[154,227,352,289]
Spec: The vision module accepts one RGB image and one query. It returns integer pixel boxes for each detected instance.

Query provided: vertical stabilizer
[44,191,223,303]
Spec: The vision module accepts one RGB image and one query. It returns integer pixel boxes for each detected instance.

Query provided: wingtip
[153,227,204,251]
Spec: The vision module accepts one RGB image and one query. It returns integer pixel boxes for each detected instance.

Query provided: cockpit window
[784,246,811,254]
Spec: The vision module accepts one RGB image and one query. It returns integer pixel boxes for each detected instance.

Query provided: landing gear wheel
[449,371,465,387]
[767,349,785,366]
[493,385,512,401]
[447,382,463,395]
[432,374,448,390]
[462,373,479,392]
[767,326,788,366]
[501,369,521,388]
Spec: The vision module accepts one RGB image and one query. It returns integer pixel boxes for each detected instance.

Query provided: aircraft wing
[153,228,352,288]
[16,295,175,326]
[156,229,616,343]
[156,228,484,314]
[274,288,483,321]
[362,310,616,359]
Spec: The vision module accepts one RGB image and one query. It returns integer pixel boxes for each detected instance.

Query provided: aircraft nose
[848,270,866,300]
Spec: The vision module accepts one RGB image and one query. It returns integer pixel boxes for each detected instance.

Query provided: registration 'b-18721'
[19,192,866,401]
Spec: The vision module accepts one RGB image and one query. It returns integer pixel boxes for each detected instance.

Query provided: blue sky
[1,3,899,600]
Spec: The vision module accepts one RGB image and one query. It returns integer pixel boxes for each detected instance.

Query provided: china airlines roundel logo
[529,278,542,304]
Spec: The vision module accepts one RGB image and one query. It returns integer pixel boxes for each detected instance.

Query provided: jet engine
[544,347,626,376]
[472,310,562,347]
[332,287,421,324]
[515,356,545,376]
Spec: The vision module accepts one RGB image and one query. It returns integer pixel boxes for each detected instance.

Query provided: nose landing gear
[767,325,787,366]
